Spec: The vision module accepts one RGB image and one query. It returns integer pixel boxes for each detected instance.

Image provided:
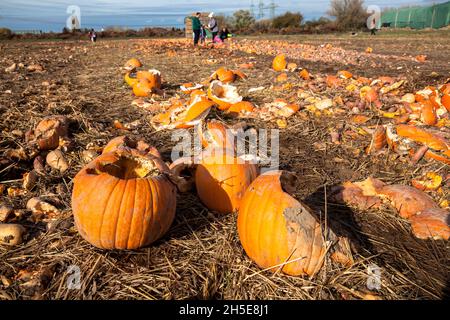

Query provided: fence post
[407,9,411,28]
[394,9,399,28]
[430,6,436,28]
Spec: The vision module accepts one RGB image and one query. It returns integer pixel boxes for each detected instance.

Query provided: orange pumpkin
[299,69,310,80]
[151,96,214,130]
[102,136,161,158]
[238,171,353,276]
[124,58,142,71]
[326,75,341,87]
[275,73,288,83]
[441,94,450,112]
[198,120,236,151]
[210,67,247,83]
[272,54,287,71]
[72,148,176,249]
[132,78,153,97]
[227,101,255,116]
[338,70,353,79]
[30,115,69,151]
[136,69,161,90]
[207,81,243,110]
[195,149,258,214]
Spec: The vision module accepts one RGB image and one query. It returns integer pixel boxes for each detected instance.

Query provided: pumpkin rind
[272,54,287,71]
[72,148,176,249]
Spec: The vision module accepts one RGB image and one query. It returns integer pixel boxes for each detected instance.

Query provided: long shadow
[303,186,450,299]
[303,186,377,258]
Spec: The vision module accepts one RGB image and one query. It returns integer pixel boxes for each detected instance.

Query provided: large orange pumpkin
[195,149,258,214]
[237,171,353,276]
[72,148,176,249]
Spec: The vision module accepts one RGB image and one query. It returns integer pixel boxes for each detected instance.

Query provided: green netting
[381,1,450,29]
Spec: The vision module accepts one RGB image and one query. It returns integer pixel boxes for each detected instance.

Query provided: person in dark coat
[219,27,231,42]
[189,12,202,46]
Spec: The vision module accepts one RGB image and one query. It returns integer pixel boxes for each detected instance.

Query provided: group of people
[189,12,231,46]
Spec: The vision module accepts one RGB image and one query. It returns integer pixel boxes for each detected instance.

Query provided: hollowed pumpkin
[237,171,353,276]
[72,148,176,249]
[207,80,243,110]
[136,69,161,90]
[197,120,234,150]
[195,149,258,214]
[29,115,69,151]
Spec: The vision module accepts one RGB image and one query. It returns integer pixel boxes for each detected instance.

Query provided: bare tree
[327,0,368,30]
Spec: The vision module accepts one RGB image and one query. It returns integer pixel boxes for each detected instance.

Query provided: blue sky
[0,0,447,31]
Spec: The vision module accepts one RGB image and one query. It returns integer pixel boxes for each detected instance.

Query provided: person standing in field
[369,17,377,35]
[188,12,202,46]
[207,12,219,43]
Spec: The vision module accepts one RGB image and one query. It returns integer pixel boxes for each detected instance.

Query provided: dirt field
[0,30,449,300]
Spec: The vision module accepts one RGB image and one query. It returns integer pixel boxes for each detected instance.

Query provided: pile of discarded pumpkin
[2,55,448,282]
[72,57,450,277]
